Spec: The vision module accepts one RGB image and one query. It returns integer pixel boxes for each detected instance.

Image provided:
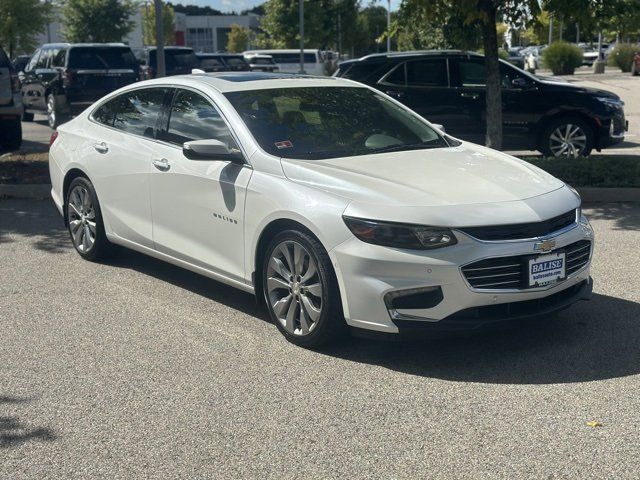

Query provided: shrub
[542,42,583,75]
[608,44,638,72]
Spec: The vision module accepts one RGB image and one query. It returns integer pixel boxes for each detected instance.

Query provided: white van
[243,49,326,75]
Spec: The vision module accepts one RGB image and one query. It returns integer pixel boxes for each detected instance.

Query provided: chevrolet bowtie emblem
[534,239,556,252]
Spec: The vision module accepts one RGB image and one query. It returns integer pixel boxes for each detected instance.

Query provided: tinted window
[165,90,234,146]
[151,50,198,69]
[458,60,486,86]
[68,47,137,69]
[224,57,248,67]
[199,58,223,68]
[384,63,406,84]
[225,87,447,160]
[271,53,317,64]
[406,59,448,87]
[36,49,51,68]
[339,61,388,82]
[252,58,274,65]
[25,50,40,71]
[112,88,167,137]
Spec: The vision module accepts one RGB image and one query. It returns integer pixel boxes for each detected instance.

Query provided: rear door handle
[460,92,479,99]
[93,142,108,153]
[152,158,170,171]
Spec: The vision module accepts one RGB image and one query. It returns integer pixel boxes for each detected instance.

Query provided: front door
[149,88,252,283]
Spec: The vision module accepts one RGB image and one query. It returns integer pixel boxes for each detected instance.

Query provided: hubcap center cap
[292,282,301,296]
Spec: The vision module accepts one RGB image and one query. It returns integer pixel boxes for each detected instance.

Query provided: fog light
[384,286,443,310]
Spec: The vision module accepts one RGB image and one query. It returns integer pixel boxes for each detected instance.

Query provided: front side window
[164,90,235,147]
[406,59,448,87]
[225,86,448,160]
[51,49,66,68]
[457,59,535,88]
[25,50,41,71]
[109,88,167,137]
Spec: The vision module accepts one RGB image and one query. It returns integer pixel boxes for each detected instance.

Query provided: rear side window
[199,58,223,68]
[108,88,167,137]
[51,49,66,68]
[406,60,448,87]
[164,90,234,146]
[68,47,137,69]
[458,60,486,86]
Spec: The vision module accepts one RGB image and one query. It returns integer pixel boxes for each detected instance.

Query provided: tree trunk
[480,2,502,150]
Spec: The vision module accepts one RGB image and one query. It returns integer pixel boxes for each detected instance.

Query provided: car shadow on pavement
[0,396,56,448]
[322,293,640,385]
[0,200,70,253]
[586,203,640,231]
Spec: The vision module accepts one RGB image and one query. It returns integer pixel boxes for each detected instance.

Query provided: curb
[577,188,640,203]
[0,184,51,200]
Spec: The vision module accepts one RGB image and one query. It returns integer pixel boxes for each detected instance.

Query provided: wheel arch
[535,110,599,151]
[62,168,91,225]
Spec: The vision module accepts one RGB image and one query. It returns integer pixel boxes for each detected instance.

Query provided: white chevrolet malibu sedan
[49,72,594,347]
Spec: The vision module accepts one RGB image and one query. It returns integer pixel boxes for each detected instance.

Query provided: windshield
[224,86,449,160]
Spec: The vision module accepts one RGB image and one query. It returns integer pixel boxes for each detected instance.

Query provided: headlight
[343,216,457,250]
[596,96,623,108]
[566,184,582,219]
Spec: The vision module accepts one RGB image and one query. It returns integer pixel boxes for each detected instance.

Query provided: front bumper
[330,216,594,334]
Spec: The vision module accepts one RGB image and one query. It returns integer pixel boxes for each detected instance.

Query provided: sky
[187,0,402,13]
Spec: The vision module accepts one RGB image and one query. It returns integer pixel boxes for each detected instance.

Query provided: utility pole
[299,0,305,73]
[338,14,342,60]
[154,0,166,77]
[386,0,391,52]
[576,24,580,44]
[548,15,553,44]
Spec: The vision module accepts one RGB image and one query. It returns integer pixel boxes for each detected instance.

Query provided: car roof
[136,72,360,93]
[358,50,481,62]
[41,43,129,48]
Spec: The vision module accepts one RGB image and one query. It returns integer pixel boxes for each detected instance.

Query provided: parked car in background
[335,50,627,157]
[49,73,594,346]
[243,49,326,75]
[135,47,198,79]
[244,54,278,72]
[19,43,139,129]
[0,45,22,150]
[12,55,31,73]
[580,43,608,66]
[196,53,226,72]
[506,48,525,69]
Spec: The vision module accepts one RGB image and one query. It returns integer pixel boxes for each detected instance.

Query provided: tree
[227,24,250,52]
[353,5,389,56]
[62,0,137,43]
[397,0,539,149]
[0,0,51,58]
[142,1,176,46]
[258,0,333,49]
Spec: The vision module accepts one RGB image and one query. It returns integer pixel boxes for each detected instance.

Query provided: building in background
[33,10,259,53]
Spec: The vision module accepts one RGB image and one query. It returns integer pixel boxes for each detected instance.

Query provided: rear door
[66,46,138,103]
[379,58,465,132]
[449,57,487,144]
[83,87,168,247]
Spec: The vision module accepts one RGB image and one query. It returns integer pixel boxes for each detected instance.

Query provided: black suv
[195,53,250,73]
[135,47,199,79]
[20,43,139,129]
[335,50,627,156]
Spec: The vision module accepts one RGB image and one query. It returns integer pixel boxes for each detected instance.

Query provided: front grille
[461,240,592,290]
[458,209,577,241]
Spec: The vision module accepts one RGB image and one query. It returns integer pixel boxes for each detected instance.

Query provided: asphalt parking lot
[1,199,639,478]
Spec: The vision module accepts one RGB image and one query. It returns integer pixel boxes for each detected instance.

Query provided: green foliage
[352,5,388,56]
[142,2,176,46]
[542,41,583,75]
[258,0,330,49]
[525,156,640,188]
[227,24,250,53]
[62,0,137,43]
[608,44,638,72]
[0,0,51,58]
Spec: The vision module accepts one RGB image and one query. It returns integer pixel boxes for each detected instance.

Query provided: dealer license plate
[528,252,566,287]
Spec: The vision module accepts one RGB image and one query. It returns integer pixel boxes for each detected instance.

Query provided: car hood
[281,142,569,219]
[537,78,620,99]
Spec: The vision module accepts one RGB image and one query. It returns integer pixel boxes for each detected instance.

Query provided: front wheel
[47,94,64,129]
[66,177,113,261]
[539,117,594,158]
[262,230,346,347]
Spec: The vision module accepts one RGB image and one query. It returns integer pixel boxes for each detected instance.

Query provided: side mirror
[511,77,532,89]
[183,139,244,163]
[431,123,445,133]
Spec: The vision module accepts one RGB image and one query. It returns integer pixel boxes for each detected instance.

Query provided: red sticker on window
[275,140,293,149]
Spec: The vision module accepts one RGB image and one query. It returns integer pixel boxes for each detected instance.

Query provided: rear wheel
[0,118,22,151]
[47,94,64,129]
[66,177,113,261]
[539,117,594,158]
[262,230,346,347]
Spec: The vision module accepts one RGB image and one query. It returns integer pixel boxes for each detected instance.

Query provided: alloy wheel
[67,185,96,253]
[549,123,587,157]
[266,240,322,336]
[47,96,56,129]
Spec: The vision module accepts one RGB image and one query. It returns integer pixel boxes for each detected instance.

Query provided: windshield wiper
[367,140,446,155]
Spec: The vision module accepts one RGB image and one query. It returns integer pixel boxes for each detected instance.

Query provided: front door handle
[460,92,479,99]
[93,142,108,153]
[152,158,170,171]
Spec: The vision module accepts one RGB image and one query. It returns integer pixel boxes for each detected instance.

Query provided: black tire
[0,118,22,151]
[22,110,34,122]
[262,229,346,348]
[46,94,64,129]
[539,116,594,157]
[65,177,113,261]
